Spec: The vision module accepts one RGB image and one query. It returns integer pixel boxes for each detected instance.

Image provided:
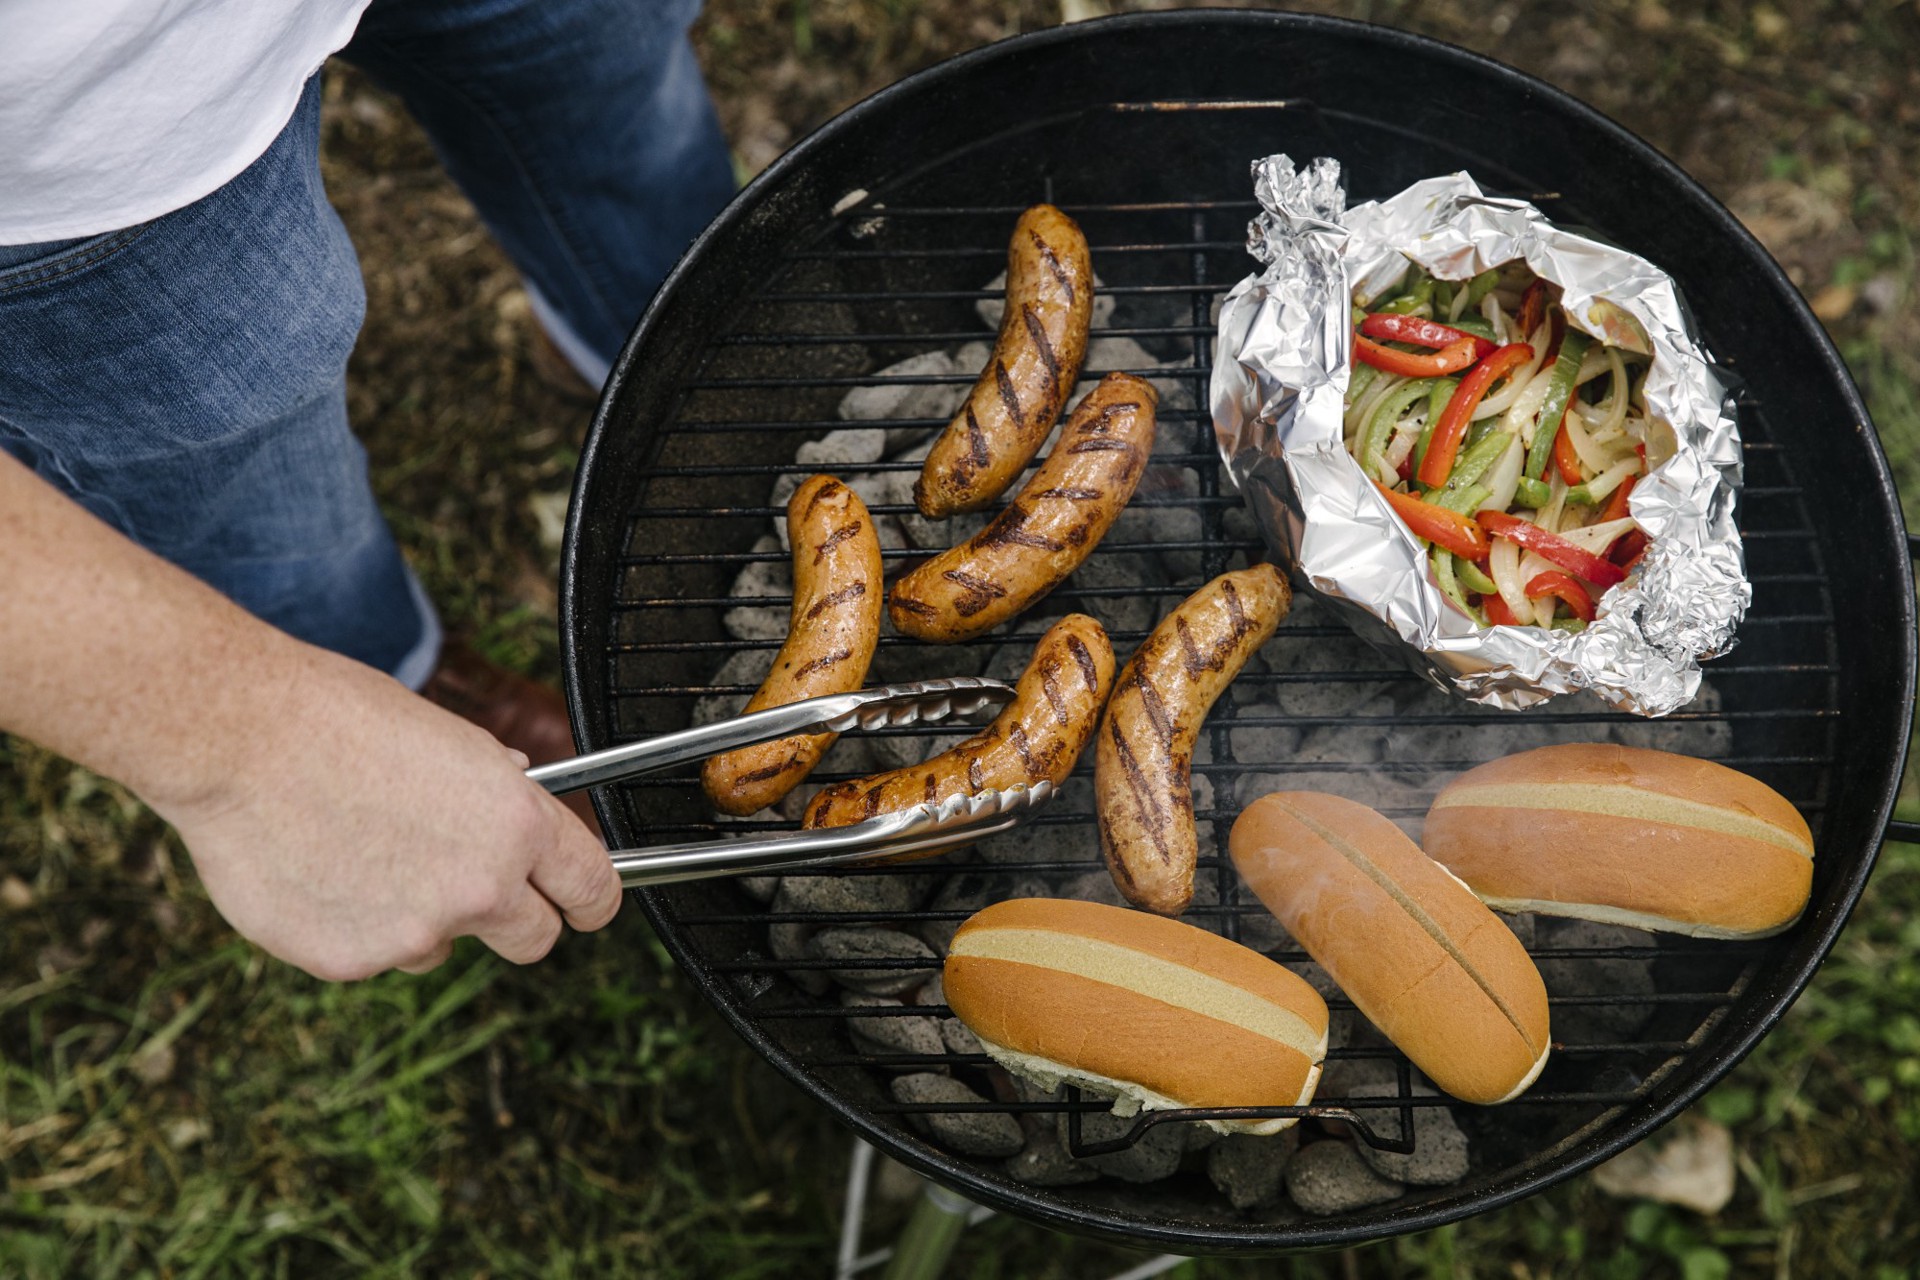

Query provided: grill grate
[584,96,1842,1225]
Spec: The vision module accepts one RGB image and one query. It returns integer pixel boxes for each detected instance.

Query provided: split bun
[943,898,1328,1134]
[1230,792,1551,1106]
[1422,743,1815,939]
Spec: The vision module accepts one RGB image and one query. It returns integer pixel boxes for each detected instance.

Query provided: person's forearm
[0,449,620,979]
[0,449,304,814]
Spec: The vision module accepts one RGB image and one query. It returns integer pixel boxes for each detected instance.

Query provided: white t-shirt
[0,1,371,244]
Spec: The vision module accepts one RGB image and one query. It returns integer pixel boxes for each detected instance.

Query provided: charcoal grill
[557,12,1916,1252]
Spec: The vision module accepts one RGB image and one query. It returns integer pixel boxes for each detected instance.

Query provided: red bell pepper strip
[1477,509,1628,588]
[1482,593,1523,626]
[1551,416,1585,485]
[1374,481,1491,561]
[1525,570,1596,622]
[1359,313,1497,360]
[1518,278,1549,338]
[1610,529,1650,570]
[1599,472,1638,524]
[1416,343,1534,489]
[1353,332,1482,378]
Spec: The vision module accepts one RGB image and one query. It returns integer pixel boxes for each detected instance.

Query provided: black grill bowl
[558,11,1913,1253]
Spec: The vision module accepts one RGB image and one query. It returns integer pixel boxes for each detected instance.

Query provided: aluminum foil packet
[1211,155,1749,715]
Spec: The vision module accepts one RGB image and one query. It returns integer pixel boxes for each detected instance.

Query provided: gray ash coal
[696,281,1720,1219]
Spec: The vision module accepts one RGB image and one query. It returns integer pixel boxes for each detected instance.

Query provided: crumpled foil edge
[1210,156,1750,716]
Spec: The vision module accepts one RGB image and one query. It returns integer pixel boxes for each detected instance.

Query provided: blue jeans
[0,0,733,683]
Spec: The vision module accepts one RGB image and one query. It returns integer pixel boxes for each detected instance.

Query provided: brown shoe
[422,640,603,840]
[528,326,600,404]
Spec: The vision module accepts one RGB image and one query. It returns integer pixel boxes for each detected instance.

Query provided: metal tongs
[525,678,1054,888]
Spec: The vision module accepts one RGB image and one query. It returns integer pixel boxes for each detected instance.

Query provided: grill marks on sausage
[994,362,1024,430]
[1021,303,1060,406]
[799,478,846,522]
[975,505,1067,554]
[738,752,803,785]
[1175,584,1260,680]
[793,646,854,680]
[1031,229,1078,306]
[1067,636,1100,693]
[813,521,865,564]
[1039,662,1070,727]
[965,404,991,469]
[944,569,1009,618]
[1106,717,1177,866]
[1068,437,1137,455]
[803,581,866,622]
[1006,724,1064,781]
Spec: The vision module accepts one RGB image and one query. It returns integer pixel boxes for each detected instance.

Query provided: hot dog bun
[1230,793,1550,1106]
[944,898,1328,1134]
[1422,744,1815,939]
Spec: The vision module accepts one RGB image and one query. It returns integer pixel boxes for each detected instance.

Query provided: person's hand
[156,644,620,980]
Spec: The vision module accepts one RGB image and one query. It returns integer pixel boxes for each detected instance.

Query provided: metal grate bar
[781,240,1250,260]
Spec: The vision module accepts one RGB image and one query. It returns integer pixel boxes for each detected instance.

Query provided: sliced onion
[1518,549,1564,626]
[1489,534,1533,624]
[1561,405,1615,475]
[1579,456,1643,503]
[1475,338,1552,420]
[1499,365,1555,439]
[1382,411,1424,474]
[1475,435,1526,514]
[1552,517,1638,553]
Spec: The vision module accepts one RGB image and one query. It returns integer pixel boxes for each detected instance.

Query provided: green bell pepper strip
[1550,616,1589,634]
[1456,556,1499,595]
[1376,268,1433,315]
[1431,545,1484,623]
[1360,379,1437,480]
[1412,376,1460,482]
[1432,483,1490,516]
[1524,330,1593,481]
[1432,278,1455,314]
[1345,361,1381,411]
[1441,428,1514,493]
[1512,476,1551,508]
[1447,315,1497,341]
[1462,268,1500,309]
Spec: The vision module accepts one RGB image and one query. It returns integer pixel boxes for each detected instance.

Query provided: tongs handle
[526,677,1015,796]
[607,782,1053,888]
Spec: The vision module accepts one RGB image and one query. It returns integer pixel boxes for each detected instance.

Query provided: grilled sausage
[890,374,1157,644]
[915,204,1094,518]
[1096,564,1292,916]
[803,614,1114,834]
[701,475,882,816]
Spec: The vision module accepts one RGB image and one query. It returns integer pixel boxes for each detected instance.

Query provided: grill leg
[879,1183,974,1280]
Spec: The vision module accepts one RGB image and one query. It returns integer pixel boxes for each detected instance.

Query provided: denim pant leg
[340,0,736,382]
[0,79,439,686]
